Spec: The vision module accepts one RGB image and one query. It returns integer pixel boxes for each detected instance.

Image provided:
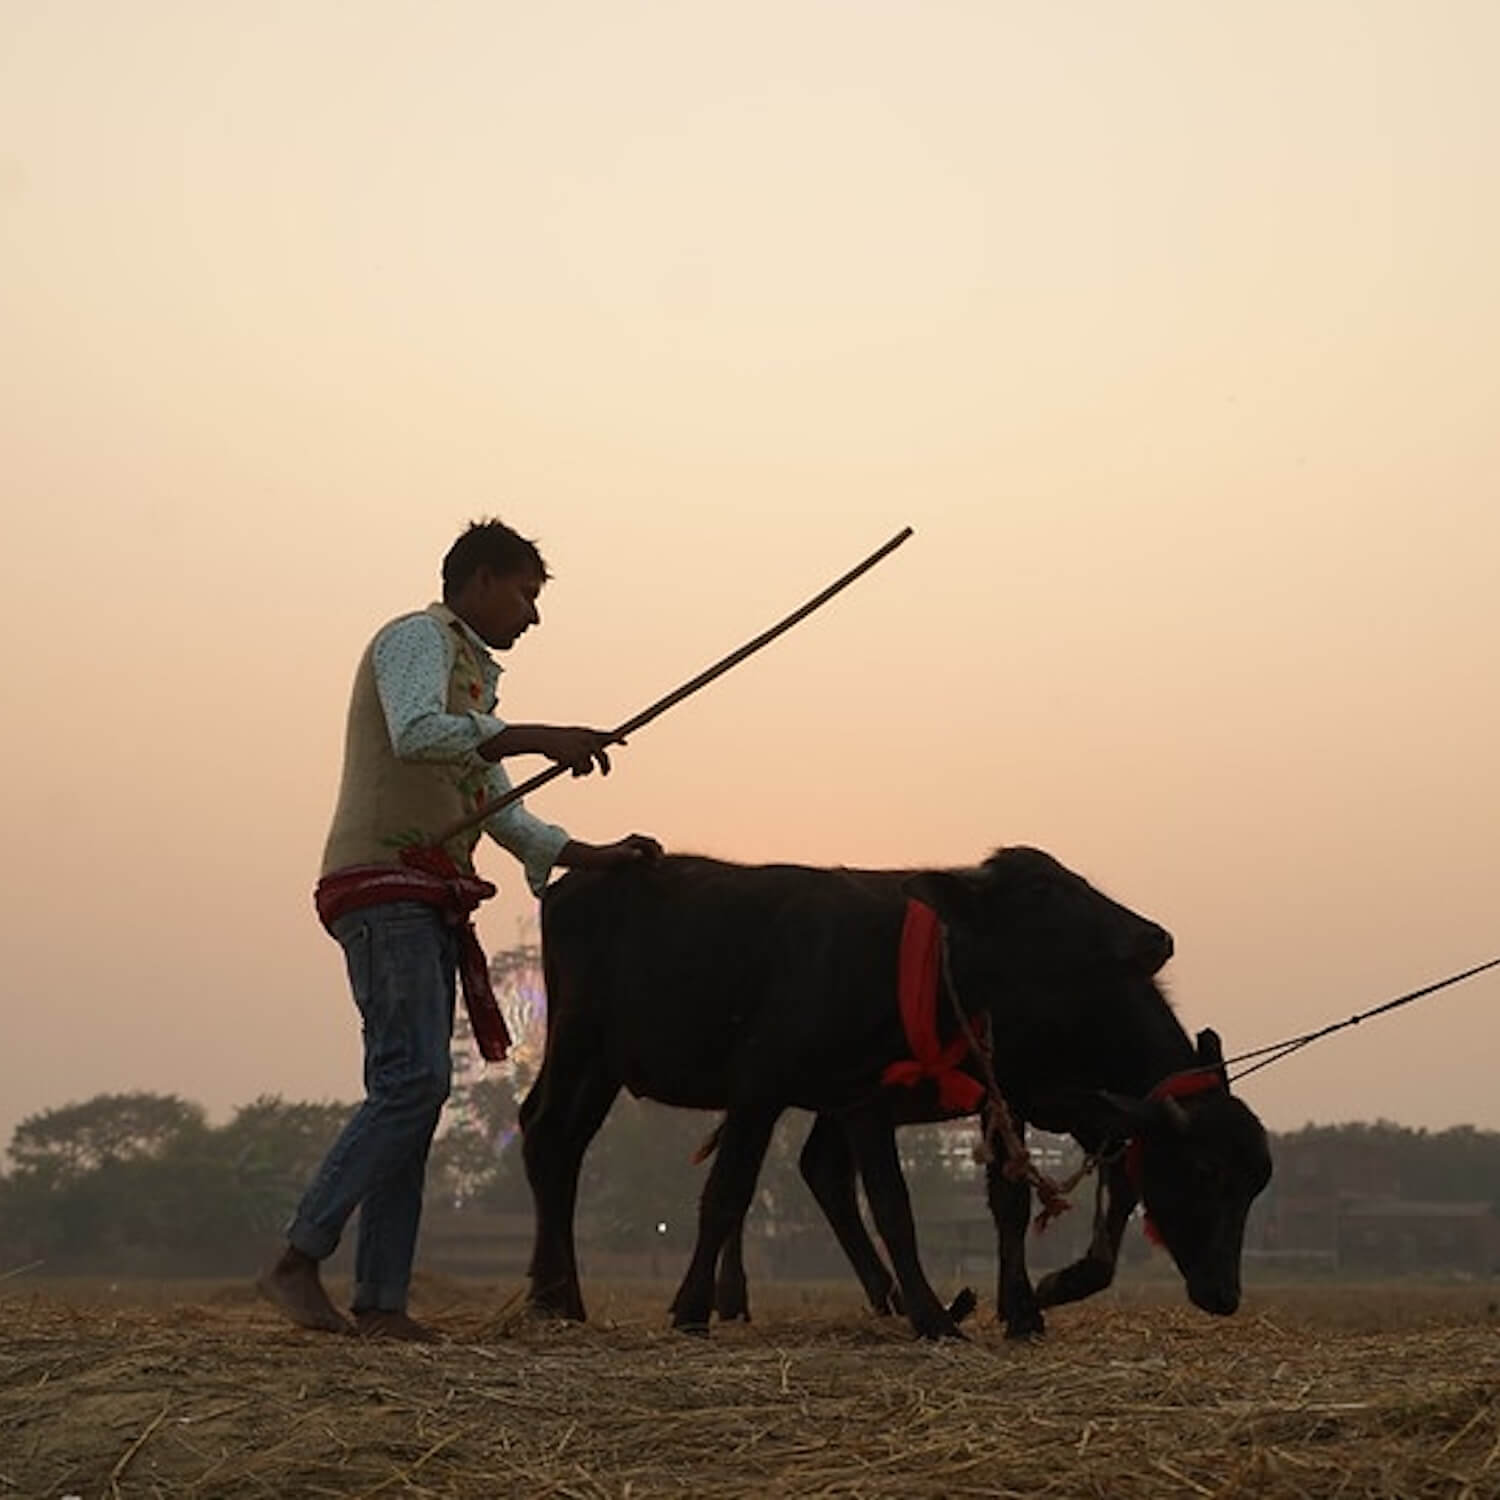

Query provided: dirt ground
[1,1276,1498,1498]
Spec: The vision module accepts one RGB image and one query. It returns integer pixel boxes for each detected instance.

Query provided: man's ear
[903,870,985,929]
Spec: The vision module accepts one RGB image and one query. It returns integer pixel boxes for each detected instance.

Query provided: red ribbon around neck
[881,900,986,1114]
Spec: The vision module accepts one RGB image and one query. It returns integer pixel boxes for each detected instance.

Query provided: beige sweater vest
[321,605,494,877]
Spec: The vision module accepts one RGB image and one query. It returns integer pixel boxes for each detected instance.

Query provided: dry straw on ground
[2,1278,1498,1498]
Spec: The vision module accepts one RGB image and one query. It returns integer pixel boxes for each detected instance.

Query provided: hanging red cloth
[881,899,986,1113]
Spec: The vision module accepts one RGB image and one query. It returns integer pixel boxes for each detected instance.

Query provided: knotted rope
[936,931,1102,1231]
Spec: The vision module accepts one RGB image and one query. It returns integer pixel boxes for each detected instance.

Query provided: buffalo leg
[671,1106,780,1334]
[520,1039,620,1322]
[843,1108,960,1340]
[799,1114,901,1316]
[715,1223,750,1322]
[987,1158,1044,1338]
[1035,1159,1136,1309]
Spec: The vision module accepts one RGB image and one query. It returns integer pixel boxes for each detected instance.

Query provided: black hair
[441,519,550,599]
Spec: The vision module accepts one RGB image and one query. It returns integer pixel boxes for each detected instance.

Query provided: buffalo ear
[1196,1028,1229,1086]
[904,870,986,929]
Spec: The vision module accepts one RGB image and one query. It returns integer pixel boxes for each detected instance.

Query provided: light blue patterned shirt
[371,608,571,896]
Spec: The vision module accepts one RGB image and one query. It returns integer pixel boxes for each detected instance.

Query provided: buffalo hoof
[714,1276,750,1322]
[947,1287,978,1326]
[714,1293,751,1322]
[857,1273,901,1317]
[673,1319,712,1338]
[528,1301,585,1323]
[918,1321,967,1342]
[527,1287,586,1322]
[1003,1312,1045,1341]
[911,1310,967,1341]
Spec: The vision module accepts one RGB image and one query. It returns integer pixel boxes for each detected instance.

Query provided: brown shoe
[353,1309,443,1343]
[257,1248,354,1335]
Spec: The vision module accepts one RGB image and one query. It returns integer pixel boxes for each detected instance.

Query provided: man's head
[442,519,551,650]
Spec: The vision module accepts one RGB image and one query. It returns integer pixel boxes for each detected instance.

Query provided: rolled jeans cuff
[286,1217,340,1262]
[352,1279,408,1315]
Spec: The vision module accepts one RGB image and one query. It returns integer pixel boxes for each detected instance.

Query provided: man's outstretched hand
[559,834,664,870]
[532,725,620,777]
[479,723,622,776]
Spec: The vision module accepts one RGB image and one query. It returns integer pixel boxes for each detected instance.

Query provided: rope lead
[1227,956,1500,1083]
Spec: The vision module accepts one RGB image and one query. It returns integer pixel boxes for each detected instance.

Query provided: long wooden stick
[429,526,915,848]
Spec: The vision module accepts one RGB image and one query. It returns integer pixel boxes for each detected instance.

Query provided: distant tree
[7,1093,207,1182]
[0,1092,356,1274]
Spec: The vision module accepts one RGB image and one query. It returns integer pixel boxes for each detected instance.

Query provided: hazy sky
[3,1,1498,1158]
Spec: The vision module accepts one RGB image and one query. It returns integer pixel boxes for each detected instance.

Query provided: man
[259,519,661,1341]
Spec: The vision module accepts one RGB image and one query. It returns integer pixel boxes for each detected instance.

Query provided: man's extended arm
[373,616,614,775]
[482,765,658,895]
[372,615,658,891]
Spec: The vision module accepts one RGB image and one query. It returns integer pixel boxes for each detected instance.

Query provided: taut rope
[1226,956,1500,1083]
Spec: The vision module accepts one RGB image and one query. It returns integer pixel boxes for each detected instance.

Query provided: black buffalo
[711,1026,1255,1337]
[521,848,1271,1339]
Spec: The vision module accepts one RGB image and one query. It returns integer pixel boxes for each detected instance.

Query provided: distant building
[1337,1198,1498,1276]
[1253,1132,1500,1275]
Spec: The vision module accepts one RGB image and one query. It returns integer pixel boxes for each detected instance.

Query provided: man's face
[466,564,543,650]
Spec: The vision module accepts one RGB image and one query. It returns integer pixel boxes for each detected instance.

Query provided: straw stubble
[0,1280,1496,1498]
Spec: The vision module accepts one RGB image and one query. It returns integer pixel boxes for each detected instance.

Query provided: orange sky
[2,1,1498,1156]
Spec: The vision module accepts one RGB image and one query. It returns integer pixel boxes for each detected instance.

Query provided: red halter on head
[1125,1066,1226,1244]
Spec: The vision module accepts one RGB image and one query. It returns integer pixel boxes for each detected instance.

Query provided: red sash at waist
[314,848,511,1063]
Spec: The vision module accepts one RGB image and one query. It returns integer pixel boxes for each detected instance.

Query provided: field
[2,1276,1498,1499]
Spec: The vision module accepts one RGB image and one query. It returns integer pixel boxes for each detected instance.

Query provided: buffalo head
[905,846,1174,978]
[1101,1031,1272,1315]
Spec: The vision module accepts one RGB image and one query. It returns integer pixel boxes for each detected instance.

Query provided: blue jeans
[288,902,456,1313]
